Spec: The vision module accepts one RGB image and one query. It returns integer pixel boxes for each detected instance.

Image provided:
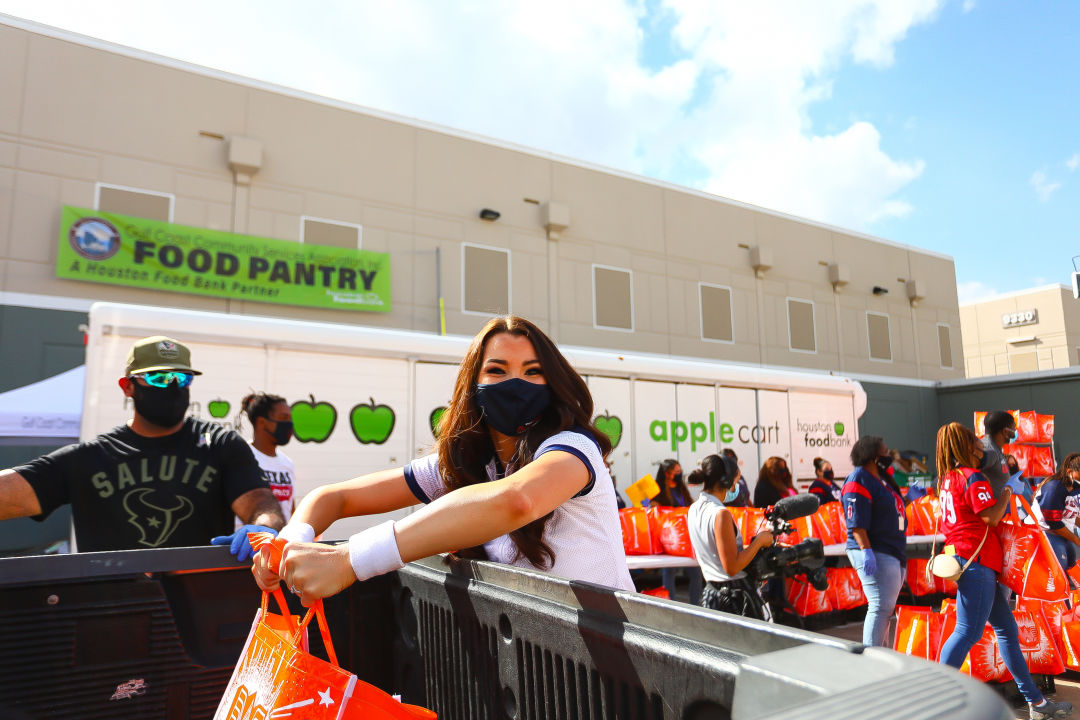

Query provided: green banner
[57,206,391,312]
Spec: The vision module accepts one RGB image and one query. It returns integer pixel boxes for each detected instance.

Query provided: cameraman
[688,454,774,618]
[843,435,907,647]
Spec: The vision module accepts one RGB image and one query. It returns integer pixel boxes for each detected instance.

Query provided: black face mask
[875,455,892,476]
[474,378,551,436]
[672,472,684,485]
[269,419,293,446]
[131,382,189,428]
[823,469,834,481]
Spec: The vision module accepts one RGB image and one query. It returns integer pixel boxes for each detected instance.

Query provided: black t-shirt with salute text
[16,417,268,552]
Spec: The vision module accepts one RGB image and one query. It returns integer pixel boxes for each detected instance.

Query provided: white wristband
[348,521,404,582]
[277,522,316,544]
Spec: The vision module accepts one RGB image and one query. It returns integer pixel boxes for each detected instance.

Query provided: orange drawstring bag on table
[826,567,866,610]
[619,508,652,555]
[645,506,670,555]
[658,507,695,557]
[906,559,938,597]
[213,533,436,720]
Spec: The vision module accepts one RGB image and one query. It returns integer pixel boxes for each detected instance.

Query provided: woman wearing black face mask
[842,436,907,647]
[252,316,633,603]
[242,392,297,525]
[653,458,702,605]
[808,457,841,504]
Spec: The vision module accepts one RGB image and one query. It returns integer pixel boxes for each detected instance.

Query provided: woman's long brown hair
[759,456,793,493]
[935,422,979,493]
[435,316,611,569]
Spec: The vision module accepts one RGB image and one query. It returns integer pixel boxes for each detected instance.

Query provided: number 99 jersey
[940,467,1002,573]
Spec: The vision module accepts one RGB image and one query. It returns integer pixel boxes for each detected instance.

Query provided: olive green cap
[125,336,202,376]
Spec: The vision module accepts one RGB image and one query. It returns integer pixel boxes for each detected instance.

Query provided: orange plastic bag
[733,507,766,541]
[1061,621,1080,671]
[1038,414,1056,443]
[974,411,987,438]
[641,586,670,599]
[1017,597,1070,658]
[894,606,953,661]
[811,502,845,545]
[960,624,1013,683]
[644,506,669,555]
[1029,446,1056,478]
[658,507,694,557]
[936,575,958,596]
[908,495,938,536]
[906,558,938,597]
[1017,411,1039,444]
[619,508,652,555]
[826,567,866,610]
[1014,609,1065,676]
[215,534,436,720]
[785,577,833,616]
[999,497,1068,601]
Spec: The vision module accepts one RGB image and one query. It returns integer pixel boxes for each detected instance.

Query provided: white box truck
[82,302,866,539]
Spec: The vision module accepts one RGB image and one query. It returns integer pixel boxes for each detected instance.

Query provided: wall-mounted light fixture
[479,208,501,221]
[872,285,889,295]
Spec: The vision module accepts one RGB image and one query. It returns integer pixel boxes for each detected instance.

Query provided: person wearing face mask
[0,336,283,557]
[687,454,774,618]
[654,458,703,604]
[1035,454,1080,578]
[235,392,297,524]
[252,316,634,603]
[808,457,841,503]
[981,410,1018,498]
[721,448,750,507]
[842,435,907,647]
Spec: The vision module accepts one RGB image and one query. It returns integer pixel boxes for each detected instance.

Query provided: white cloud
[0,0,942,232]
[1030,170,1061,202]
[1067,153,1080,172]
[956,280,996,304]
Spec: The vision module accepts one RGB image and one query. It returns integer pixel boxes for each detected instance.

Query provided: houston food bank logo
[69,216,121,260]
[797,419,852,448]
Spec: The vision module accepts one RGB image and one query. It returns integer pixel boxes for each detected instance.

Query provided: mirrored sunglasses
[134,371,194,388]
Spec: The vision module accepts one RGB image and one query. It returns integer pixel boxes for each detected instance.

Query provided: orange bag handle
[258,587,295,625]
[248,531,341,667]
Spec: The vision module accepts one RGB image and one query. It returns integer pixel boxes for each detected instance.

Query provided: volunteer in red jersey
[936,422,1071,720]
[808,457,841,503]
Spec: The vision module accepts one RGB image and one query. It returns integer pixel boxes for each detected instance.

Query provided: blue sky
[1,1,1076,303]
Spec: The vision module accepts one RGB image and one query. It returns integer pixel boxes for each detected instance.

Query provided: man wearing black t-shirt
[0,336,284,556]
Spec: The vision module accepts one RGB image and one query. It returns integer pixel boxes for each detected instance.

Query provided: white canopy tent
[0,365,84,441]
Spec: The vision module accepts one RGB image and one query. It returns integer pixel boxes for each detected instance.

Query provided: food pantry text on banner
[57,206,391,312]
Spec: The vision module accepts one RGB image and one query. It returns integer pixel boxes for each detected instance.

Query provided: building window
[462,243,510,315]
[699,283,733,343]
[1010,352,1038,374]
[301,216,362,249]
[787,298,816,353]
[593,265,634,331]
[95,183,173,222]
[866,312,892,362]
[938,324,953,368]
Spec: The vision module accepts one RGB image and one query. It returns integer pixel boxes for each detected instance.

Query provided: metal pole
[435,247,446,335]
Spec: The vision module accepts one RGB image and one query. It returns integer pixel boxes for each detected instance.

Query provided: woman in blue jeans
[842,435,907,647]
[935,422,1071,720]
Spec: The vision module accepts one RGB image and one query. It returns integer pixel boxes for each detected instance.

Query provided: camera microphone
[771,493,820,521]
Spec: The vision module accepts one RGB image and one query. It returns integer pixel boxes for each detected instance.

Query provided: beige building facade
[0,17,964,382]
[960,284,1080,378]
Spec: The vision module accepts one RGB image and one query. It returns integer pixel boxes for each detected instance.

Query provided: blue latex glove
[861,548,878,576]
[211,525,277,562]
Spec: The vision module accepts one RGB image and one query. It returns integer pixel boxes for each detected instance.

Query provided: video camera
[749,494,828,591]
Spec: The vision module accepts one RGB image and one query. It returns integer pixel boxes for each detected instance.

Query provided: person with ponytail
[241,392,297,524]
[936,422,1071,720]
[808,457,841,504]
[252,316,634,601]
[687,454,774,618]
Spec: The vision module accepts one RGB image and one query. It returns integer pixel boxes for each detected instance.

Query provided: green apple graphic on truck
[594,411,623,449]
[291,395,338,443]
[351,398,396,444]
[430,406,447,439]
[207,398,231,419]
